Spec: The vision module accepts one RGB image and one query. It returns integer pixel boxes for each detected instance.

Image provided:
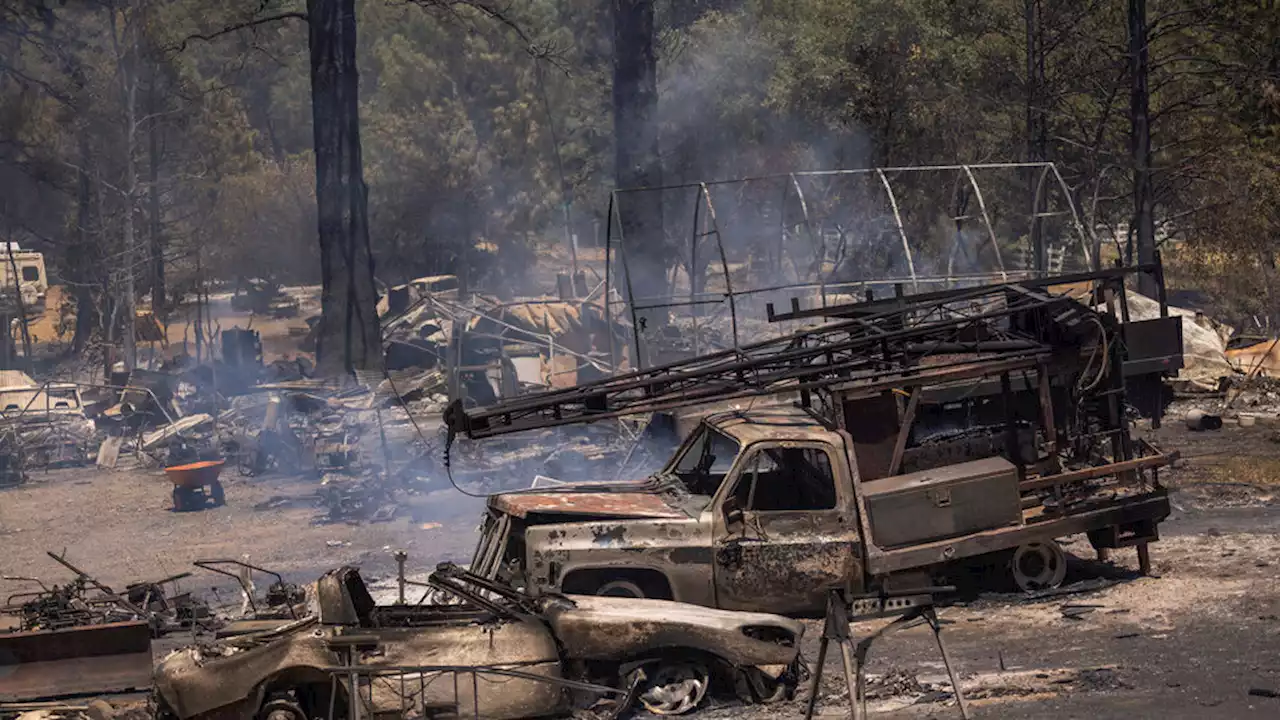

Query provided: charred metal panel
[863,457,1022,548]
[842,393,899,480]
[524,517,714,606]
[316,567,375,625]
[1123,315,1183,421]
[712,514,860,617]
[156,611,562,720]
[1122,316,1184,377]
[0,620,153,701]
[866,490,1171,575]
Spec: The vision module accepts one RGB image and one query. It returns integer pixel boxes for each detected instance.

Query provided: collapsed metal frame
[192,559,299,620]
[604,162,1094,370]
[449,262,1164,440]
[321,562,638,720]
[320,659,634,720]
[383,290,622,402]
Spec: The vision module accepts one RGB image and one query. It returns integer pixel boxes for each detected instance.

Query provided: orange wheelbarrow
[165,459,227,512]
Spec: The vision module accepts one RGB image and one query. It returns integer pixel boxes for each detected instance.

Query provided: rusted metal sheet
[491,492,686,520]
[1020,451,1179,491]
[0,620,153,701]
[708,407,835,445]
[1226,336,1280,376]
[841,393,899,480]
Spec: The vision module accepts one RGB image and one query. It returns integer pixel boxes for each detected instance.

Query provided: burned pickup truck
[447,265,1183,613]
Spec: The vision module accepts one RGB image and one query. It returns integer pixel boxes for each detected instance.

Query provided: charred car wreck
[154,563,803,720]
[447,263,1183,610]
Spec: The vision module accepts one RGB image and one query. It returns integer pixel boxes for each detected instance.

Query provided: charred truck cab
[453,263,1180,614]
[472,411,862,616]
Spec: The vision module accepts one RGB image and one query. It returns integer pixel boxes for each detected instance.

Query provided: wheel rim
[638,661,709,715]
[260,699,305,720]
[597,579,645,598]
[1011,542,1066,591]
[741,666,788,703]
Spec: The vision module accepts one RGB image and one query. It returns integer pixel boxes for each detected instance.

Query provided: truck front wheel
[597,579,646,597]
[562,569,673,600]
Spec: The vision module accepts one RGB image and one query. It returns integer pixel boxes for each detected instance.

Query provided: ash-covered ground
[1,404,1277,718]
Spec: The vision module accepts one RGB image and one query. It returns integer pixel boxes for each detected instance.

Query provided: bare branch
[401,0,569,74]
[175,12,308,54]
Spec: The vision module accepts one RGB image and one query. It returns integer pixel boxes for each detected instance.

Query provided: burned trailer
[446,262,1182,610]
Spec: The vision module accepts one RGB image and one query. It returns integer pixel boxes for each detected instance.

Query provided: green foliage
[0,0,1277,328]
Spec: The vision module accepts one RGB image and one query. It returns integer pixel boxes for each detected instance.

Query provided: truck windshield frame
[665,424,741,503]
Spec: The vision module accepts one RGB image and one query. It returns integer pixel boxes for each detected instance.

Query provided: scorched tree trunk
[613,0,667,332]
[308,0,382,376]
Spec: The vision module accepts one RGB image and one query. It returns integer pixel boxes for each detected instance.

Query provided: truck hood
[490,490,686,520]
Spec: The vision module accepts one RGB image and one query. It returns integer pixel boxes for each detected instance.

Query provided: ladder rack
[444,268,1156,440]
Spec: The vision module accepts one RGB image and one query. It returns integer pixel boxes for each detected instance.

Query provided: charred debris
[1,549,805,719]
[0,274,651,524]
[0,550,309,707]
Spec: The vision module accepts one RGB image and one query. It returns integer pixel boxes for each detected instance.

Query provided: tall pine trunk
[109,4,138,370]
[71,138,98,354]
[613,0,666,338]
[148,62,165,322]
[308,0,382,376]
[1128,0,1156,296]
[1025,0,1047,274]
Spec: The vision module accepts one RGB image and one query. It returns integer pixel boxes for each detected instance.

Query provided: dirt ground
[0,465,484,599]
[1,407,1279,718]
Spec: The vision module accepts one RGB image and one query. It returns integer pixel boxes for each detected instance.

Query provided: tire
[172,487,186,512]
[635,660,710,715]
[735,666,790,704]
[259,698,306,720]
[597,579,647,598]
[563,570,672,599]
[1011,541,1067,592]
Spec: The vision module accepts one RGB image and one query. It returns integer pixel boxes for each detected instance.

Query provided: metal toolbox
[863,456,1023,548]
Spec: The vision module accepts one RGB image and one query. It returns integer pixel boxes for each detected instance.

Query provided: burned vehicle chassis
[449,261,1182,611]
[155,563,804,720]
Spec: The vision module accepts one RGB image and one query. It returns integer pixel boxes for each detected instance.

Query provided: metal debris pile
[380,276,626,395]
[0,552,210,637]
[0,374,96,485]
[0,554,315,705]
[0,698,148,720]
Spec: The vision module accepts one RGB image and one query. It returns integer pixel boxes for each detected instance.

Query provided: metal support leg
[852,612,923,719]
[924,607,971,720]
[1137,543,1152,575]
[809,590,971,720]
[347,648,361,720]
[831,600,862,720]
[804,633,830,720]
[806,592,861,720]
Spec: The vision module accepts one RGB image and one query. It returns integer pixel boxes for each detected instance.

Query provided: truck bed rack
[446,262,1172,441]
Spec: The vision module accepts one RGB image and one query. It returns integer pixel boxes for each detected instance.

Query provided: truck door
[712,442,860,616]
